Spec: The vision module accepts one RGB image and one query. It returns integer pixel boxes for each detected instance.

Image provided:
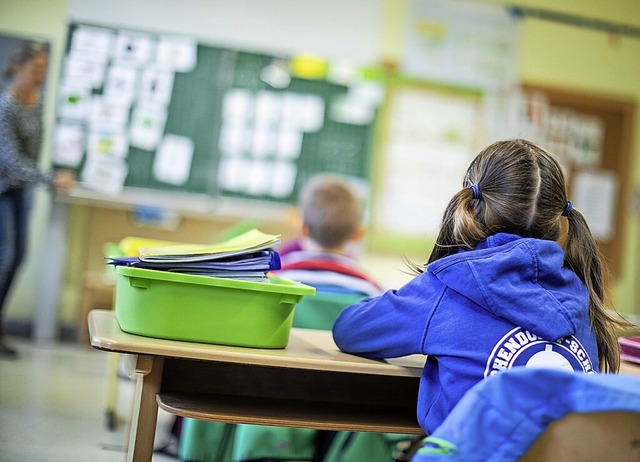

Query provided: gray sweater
[0,91,52,193]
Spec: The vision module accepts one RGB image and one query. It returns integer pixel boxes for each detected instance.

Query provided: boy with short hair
[277,174,382,304]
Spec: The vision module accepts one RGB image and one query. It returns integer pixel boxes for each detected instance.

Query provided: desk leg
[127,354,164,462]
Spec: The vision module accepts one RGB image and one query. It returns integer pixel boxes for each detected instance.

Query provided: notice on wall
[53,124,85,167]
[153,134,194,185]
[374,87,480,238]
[81,156,128,195]
[572,170,617,242]
[403,0,520,91]
[217,88,327,199]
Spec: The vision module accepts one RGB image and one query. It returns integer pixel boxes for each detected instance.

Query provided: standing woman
[0,42,74,358]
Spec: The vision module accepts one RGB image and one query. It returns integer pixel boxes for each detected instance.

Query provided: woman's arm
[0,99,53,190]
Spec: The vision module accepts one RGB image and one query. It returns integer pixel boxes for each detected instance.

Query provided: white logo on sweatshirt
[484,327,594,377]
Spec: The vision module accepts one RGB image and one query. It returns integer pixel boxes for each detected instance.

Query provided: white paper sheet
[129,104,168,151]
[329,94,375,125]
[247,160,273,195]
[223,89,254,122]
[217,157,251,192]
[88,132,129,159]
[53,124,84,167]
[251,127,276,157]
[280,93,325,132]
[254,91,282,126]
[280,93,300,126]
[276,129,303,159]
[271,161,297,197]
[299,94,325,132]
[81,156,128,195]
[572,170,617,242]
[153,135,194,185]
[104,65,138,104]
[138,68,174,106]
[71,26,114,57]
[156,36,197,72]
[89,96,130,132]
[64,52,106,88]
[114,31,155,67]
[219,123,250,155]
[57,85,91,121]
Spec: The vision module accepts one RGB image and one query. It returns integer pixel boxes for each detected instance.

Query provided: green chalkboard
[54,23,378,204]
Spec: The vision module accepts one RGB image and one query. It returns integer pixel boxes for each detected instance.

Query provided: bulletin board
[522,84,636,278]
[52,23,380,204]
[367,76,484,255]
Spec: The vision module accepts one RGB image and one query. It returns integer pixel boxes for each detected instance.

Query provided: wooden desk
[88,310,424,462]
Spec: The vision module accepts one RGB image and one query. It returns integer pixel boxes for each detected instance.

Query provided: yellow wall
[0,0,70,322]
[1,0,639,330]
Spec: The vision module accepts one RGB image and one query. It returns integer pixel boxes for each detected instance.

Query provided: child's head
[430,138,626,372]
[299,174,363,252]
[3,42,48,86]
[434,138,570,255]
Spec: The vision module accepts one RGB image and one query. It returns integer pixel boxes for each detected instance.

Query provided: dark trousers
[0,188,33,330]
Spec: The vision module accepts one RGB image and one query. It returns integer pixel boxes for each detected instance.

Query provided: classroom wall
[1,0,639,331]
[68,0,384,63]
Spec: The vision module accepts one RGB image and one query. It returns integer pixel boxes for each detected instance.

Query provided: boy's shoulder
[278,249,382,294]
[281,250,363,273]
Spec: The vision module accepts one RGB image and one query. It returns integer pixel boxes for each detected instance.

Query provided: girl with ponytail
[332,139,633,435]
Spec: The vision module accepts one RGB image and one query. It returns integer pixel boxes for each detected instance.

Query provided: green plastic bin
[114,266,315,348]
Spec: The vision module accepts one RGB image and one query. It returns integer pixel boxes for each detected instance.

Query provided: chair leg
[105,352,121,430]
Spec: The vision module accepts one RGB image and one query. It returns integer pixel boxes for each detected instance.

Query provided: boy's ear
[350,225,365,242]
[301,223,311,237]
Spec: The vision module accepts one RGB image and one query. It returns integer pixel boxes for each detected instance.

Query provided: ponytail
[427,188,487,265]
[564,208,629,372]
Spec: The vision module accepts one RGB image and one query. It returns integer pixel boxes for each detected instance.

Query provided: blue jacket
[413,368,640,461]
[332,233,598,434]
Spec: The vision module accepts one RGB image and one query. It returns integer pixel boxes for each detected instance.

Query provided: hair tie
[562,200,573,216]
[470,184,482,200]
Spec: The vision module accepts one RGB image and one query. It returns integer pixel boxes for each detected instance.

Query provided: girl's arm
[332,273,445,359]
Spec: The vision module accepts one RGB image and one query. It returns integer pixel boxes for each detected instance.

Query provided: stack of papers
[107,229,281,281]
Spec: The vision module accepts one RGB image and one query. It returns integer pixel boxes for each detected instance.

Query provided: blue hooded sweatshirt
[332,233,598,434]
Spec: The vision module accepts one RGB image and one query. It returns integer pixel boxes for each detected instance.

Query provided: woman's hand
[53,170,75,193]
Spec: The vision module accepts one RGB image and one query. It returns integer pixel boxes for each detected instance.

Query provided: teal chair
[292,291,368,330]
[179,419,236,462]
[232,292,413,462]
[179,290,411,462]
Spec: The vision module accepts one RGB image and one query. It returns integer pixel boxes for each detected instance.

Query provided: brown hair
[300,174,362,250]
[3,42,47,80]
[416,139,629,372]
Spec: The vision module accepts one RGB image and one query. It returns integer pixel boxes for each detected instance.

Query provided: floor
[0,336,178,462]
